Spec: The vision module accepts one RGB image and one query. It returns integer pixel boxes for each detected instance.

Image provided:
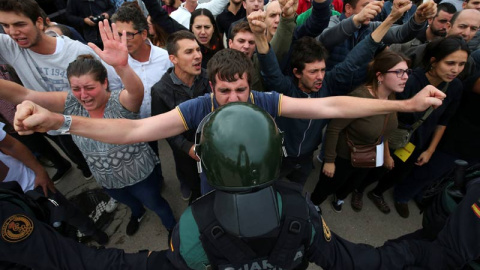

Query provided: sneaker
[82,168,94,180]
[52,163,72,184]
[331,197,344,213]
[38,156,55,167]
[394,201,410,218]
[91,229,109,245]
[126,213,144,236]
[180,184,191,201]
[350,190,364,212]
[105,198,118,213]
[367,191,391,214]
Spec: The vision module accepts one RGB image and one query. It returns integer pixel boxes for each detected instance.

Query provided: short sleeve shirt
[176,91,282,131]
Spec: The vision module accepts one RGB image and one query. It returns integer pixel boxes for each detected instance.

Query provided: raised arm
[0,79,66,113]
[14,101,186,145]
[280,85,445,119]
[142,0,188,33]
[199,0,230,16]
[293,0,330,40]
[89,20,144,112]
[318,1,383,49]
[324,0,413,96]
[249,11,294,94]
[379,0,435,44]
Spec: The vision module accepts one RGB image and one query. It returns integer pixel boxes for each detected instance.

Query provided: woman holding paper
[311,50,410,213]
[362,36,468,217]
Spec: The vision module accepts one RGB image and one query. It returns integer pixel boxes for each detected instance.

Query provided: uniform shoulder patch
[2,214,34,243]
[321,217,331,242]
[471,202,480,219]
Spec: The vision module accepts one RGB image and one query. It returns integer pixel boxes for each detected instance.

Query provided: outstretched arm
[281,85,446,119]
[88,20,144,112]
[14,101,186,145]
[0,79,66,113]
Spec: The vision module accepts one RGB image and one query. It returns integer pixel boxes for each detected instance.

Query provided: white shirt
[170,0,230,29]
[0,123,35,192]
[128,40,173,118]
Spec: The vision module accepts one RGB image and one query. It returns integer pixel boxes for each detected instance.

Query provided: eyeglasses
[118,31,141,40]
[384,69,412,78]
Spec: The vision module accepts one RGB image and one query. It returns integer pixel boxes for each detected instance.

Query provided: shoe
[367,191,391,214]
[180,184,191,201]
[330,197,343,213]
[105,198,118,213]
[82,168,94,180]
[52,163,72,184]
[167,228,173,247]
[38,155,55,167]
[91,229,109,245]
[350,190,364,212]
[394,201,410,218]
[126,213,144,236]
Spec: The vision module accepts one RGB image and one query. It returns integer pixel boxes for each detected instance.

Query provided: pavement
[51,139,423,269]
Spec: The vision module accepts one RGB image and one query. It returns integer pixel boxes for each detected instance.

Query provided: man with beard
[216,0,246,38]
[403,8,480,79]
[390,2,457,53]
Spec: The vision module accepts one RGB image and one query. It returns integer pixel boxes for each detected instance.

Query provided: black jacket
[151,67,211,154]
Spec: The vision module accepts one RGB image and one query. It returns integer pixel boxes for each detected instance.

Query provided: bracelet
[47,115,72,135]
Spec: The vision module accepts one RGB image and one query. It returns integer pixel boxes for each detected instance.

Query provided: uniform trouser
[279,155,314,187]
[310,157,370,205]
[171,148,201,203]
[393,151,480,203]
[11,132,71,170]
[103,165,177,229]
[33,186,97,236]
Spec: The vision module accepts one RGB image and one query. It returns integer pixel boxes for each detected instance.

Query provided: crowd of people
[1,0,480,268]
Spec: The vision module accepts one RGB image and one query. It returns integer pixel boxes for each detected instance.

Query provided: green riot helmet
[195,102,283,192]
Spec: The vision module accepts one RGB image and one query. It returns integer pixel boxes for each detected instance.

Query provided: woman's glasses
[384,69,412,78]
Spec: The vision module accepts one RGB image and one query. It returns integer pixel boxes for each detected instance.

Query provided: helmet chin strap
[213,186,280,238]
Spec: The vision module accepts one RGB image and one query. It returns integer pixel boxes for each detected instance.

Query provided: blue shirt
[176,91,282,131]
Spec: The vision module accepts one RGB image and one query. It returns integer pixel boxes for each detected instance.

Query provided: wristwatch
[58,115,72,134]
[47,115,72,135]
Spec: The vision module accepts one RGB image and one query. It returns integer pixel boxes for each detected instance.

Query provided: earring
[378,80,382,85]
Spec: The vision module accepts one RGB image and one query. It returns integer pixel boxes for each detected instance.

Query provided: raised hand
[248,10,267,36]
[414,0,437,23]
[279,0,299,19]
[353,1,384,26]
[14,101,64,135]
[390,0,413,21]
[88,19,129,68]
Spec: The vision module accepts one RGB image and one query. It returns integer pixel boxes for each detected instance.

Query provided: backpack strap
[269,181,312,269]
[191,192,257,269]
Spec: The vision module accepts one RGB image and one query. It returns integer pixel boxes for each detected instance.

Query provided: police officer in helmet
[161,102,455,270]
